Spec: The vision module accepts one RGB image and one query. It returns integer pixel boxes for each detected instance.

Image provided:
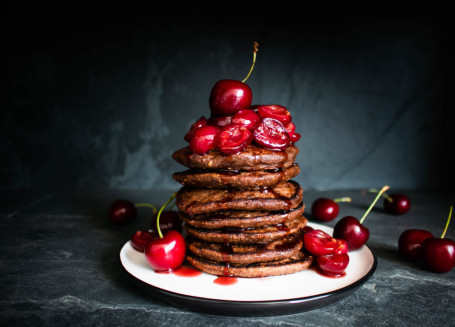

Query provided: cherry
[209,42,258,117]
[303,229,338,256]
[316,253,350,277]
[231,109,260,130]
[108,199,137,224]
[311,197,352,222]
[334,185,389,251]
[398,229,434,261]
[207,115,232,128]
[189,125,220,155]
[184,116,208,142]
[421,204,455,273]
[370,188,411,215]
[290,132,301,143]
[253,118,290,150]
[144,193,186,272]
[217,123,253,155]
[257,104,292,126]
[145,230,186,272]
[130,230,158,252]
[384,193,411,215]
[334,239,349,255]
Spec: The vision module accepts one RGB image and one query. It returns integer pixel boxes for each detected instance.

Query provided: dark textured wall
[3,4,452,191]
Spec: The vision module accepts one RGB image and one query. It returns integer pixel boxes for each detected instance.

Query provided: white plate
[119,222,377,315]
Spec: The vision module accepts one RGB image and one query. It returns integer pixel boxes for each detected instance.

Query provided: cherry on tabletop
[217,123,253,155]
[209,42,258,117]
[189,125,220,155]
[303,229,338,256]
[384,193,411,215]
[253,118,290,150]
[184,116,208,142]
[108,199,137,224]
[398,229,434,261]
[311,197,352,222]
[334,185,389,250]
[421,204,455,273]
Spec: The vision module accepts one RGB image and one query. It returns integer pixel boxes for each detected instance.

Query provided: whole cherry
[369,188,411,215]
[421,204,455,273]
[108,199,137,224]
[398,229,434,261]
[209,42,258,117]
[151,210,182,233]
[334,185,389,251]
[145,193,186,272]
[311,197,352,222]
[189,125,220,155]
[130,230,158,252]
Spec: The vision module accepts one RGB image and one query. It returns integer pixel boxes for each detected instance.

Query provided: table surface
[1,188,454,326]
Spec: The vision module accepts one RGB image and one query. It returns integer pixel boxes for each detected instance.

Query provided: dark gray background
[3,3,453,192]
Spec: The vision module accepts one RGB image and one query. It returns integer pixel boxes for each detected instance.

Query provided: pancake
[176,180,303,216]
[179,202,305,229]
[172,163,300,189]
[172,144,299,171]
[184,216,308,244]
[186,233,303,264]
[186,251,313,278]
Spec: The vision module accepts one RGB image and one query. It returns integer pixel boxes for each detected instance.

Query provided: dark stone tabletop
[1,188,454,326]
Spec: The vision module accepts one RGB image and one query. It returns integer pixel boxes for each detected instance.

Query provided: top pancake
[172,144,299,171]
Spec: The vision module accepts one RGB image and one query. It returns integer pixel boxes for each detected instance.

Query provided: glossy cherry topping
[208,115,232,128]
[189,125,220,155]
[317,253,350,277]
[257,105,292,125]
[217,124,254,155]
[253,118,290,150]
[303,229,338,256]
[231,109,260,130]
[184,116,208,142]
[209,79,253,116]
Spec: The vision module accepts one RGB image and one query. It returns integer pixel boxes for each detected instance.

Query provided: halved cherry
[208,115,232,128]
[253,118,290,150]
[189,125,220,155]
[334,239,349,255]
[232,109,260,130]
[257,105,292,125]
[290,132,301,143]
[285,122,296,137]
[317,253,350,277]
[303,229,338,256]
[130,230,159,252]
[217,123,253,155]
[184,116,208,142]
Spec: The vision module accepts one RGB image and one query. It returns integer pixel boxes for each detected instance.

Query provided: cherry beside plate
[119,222,377,316]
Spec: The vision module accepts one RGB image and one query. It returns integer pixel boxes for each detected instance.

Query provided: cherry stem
[368,188,394,203]
[359,185,390,224]
[134,203,157,215]
[241,41,259,83]
[156,193,177,239]
[333,197,352,203]
[441,203,453,239]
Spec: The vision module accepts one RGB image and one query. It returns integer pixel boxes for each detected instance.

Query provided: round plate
[119,222,377,316]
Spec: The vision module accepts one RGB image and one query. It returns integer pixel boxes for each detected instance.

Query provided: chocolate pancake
[186,233,303,264]
[179,202,305,229]
[176,180,303,216]
[172,144,299,171]
[184,216,308,244]
[173,164,300,189]
[186,251,313,278]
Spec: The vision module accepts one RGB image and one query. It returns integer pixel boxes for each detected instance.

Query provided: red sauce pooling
[173,265,202,277]
[214,276,238,285]
[309,266,346,279]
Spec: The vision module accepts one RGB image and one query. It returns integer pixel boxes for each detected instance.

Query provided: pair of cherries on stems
[108,196,186,272]
[399,204,455,273]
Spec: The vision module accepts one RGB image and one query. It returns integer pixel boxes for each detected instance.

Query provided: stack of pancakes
[172,144,313,278]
